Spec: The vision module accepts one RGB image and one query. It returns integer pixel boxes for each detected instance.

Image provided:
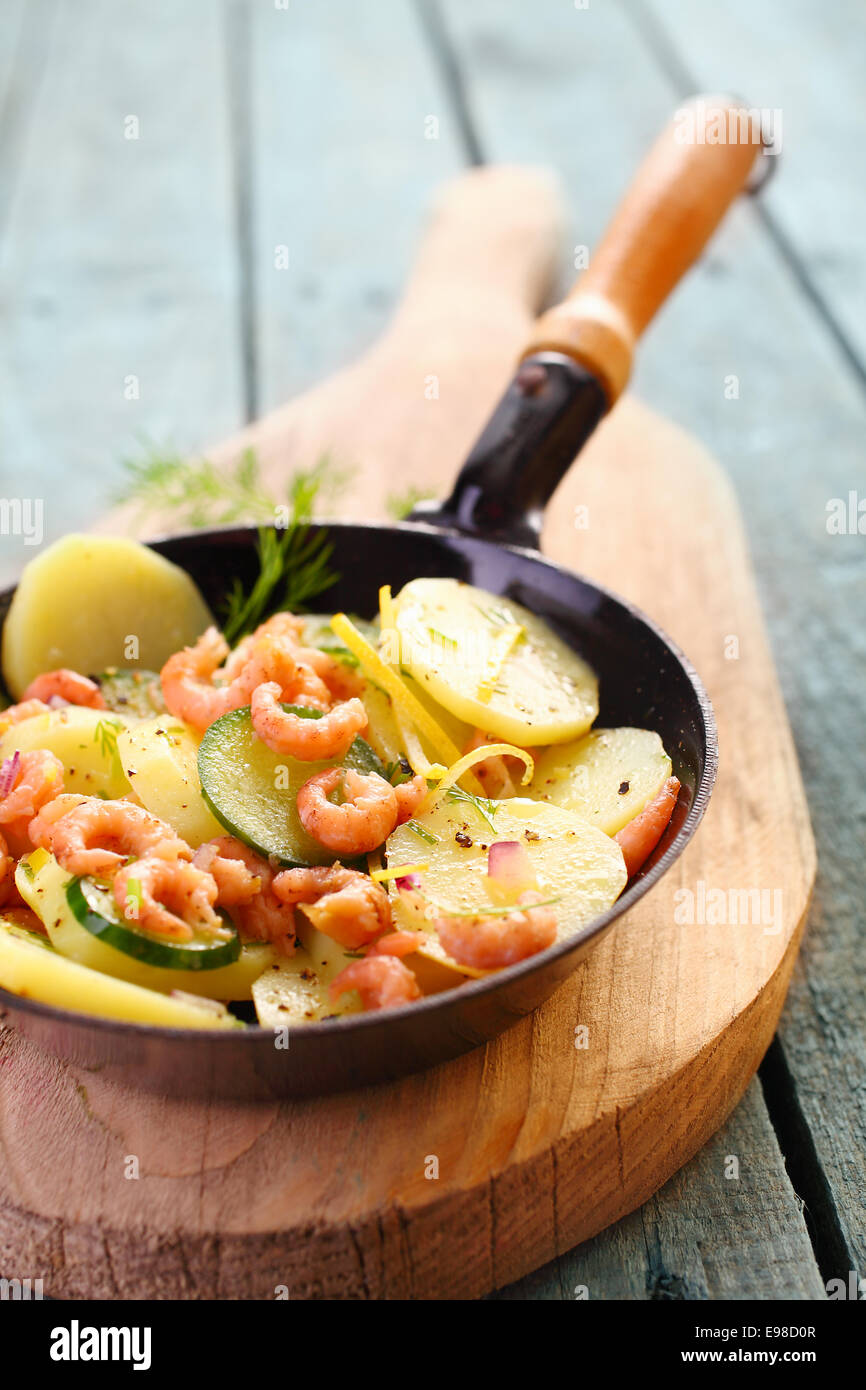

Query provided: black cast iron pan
[0,98,768,1098]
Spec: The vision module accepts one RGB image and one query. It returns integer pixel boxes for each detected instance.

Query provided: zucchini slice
[66,876,239,972]
[16,851,272,998]
[198,703,385,866]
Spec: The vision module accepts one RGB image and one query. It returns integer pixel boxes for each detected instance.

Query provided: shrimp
[33,796,191,878]
[0,750,65,824]
[0,830,16,907]
[113,857,226,942]
[273,863,392,950]
[251,688,366,760]
[0,698,51,736]
[615,776,680,877]
[330,954,421,1011]
[0,906,45,933]
[462,729,527,799]
[366,930,420,958]
[160,626,260,732]
[221,612,307,678]
[435,891,557,970]
[295,768,397,855]
[21,669,106,710]
[194,836,296,953]
[299,646,365,702]
[393,774,428,825]
[242,635,332,712]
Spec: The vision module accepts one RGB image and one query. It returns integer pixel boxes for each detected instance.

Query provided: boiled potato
[116,715,223,846]
[2,534,214,698]
[530,727,672,835]
[0,705,133,798]
[15,850,276,999]
[0,911,240,1028]
[252,915,363,1026]
[393,578,597,745]
[386,795,626,977]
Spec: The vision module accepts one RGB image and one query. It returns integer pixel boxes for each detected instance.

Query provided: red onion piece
[394,872,422,893]
[487,839,533,886]
[0,750,21,800]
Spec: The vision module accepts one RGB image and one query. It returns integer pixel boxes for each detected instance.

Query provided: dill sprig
[117,446,351,529]
[445,784,500,834]
[386,484,436,520]
[93,718,126,782]
[117,447,349,647]
[221,472,339,644]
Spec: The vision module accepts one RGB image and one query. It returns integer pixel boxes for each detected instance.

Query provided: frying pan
[0,97,767,1098]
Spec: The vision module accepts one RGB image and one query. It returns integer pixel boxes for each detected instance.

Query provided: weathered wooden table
[0,0,862,1299]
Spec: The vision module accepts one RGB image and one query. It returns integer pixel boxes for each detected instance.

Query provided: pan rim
[0,519,718,1041]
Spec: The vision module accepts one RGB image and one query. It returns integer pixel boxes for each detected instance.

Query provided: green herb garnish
[405,820,439,845]
[93,718,126,782]
[386,484,436,520]
[221,467,341,644]
[445,784,499,834]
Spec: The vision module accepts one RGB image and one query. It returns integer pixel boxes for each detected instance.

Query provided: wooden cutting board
[0,168,815,1299]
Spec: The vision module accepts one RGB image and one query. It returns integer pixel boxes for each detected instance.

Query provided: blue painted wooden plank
[0,0,244,583]
[248,0,467,411]
[496,1080,826,1299]
[636,0,866,374]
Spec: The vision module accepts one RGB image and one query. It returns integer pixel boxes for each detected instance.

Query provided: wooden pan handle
[522,95,765,403]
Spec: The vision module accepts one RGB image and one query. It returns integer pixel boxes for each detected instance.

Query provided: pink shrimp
[0,830,16,907]
[221,612,308,679]
[251,688,367,760]
[295,768,397,855]
[330,954,421,1011]
[615,776,680,877]
[462,728,528,799]
[194,836,296,953]
[435,891,557,970]
[299,646,365,701]
[366,930,420,958]
[0,905,45,933]
[33,796,191,878]
[0,750,65,824]
[393,774,428,825]
[0,698,51,736]
[273,863,392,950]
[21,669,105,710]
[160,626,262,731]
[113,857,226,942]
[241,635,332,712]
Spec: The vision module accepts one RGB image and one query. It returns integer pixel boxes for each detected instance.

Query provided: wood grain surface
[0,155,816,1297]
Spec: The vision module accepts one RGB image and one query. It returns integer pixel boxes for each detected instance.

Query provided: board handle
[522,94,765,403]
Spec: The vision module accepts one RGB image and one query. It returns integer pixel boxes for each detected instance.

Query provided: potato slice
[386,795,626,977]
[252,916,363,1026]
[530,727,672,835]
[15,850,275,999]
[116,715,223,847]
[0,911,240,1028]
[393,578,597,745]
[0,706,132,798]
[2,534,214,698]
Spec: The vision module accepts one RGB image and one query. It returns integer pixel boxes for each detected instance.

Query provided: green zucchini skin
[198,703,385,868]
[66,877,240,972]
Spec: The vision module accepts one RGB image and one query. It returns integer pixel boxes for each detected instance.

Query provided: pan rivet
[515,363,547,396]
